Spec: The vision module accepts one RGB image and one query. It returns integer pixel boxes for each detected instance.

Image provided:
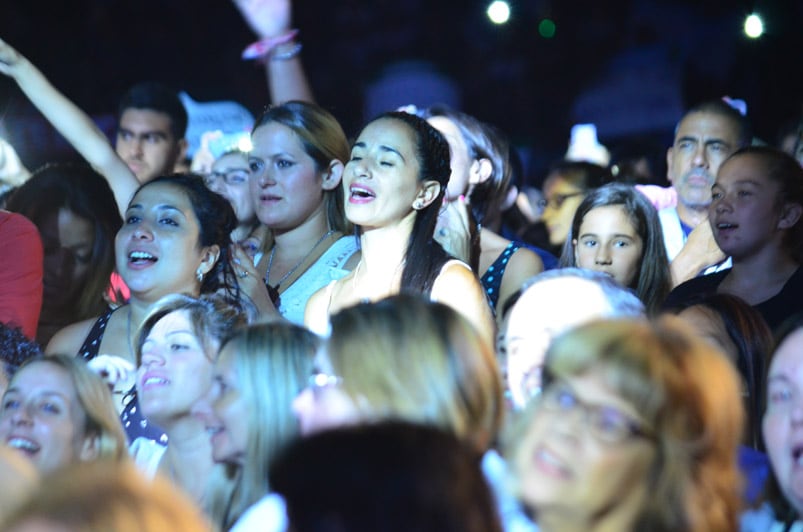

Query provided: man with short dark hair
[661,99,751,285]
[115,82,188,183]
[0,38,187,214]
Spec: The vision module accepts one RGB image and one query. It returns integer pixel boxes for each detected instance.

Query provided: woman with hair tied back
[420,105,544,316]
[665,146,803,330]
[230,101,360,324]
[509,317,744,532]
[559,182,672,315]
[304,111,494,348]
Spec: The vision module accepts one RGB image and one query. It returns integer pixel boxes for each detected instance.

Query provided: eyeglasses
[537,192,583,210]
[308,371,343,390]
[539,380,654,444]
[203,168,250,187]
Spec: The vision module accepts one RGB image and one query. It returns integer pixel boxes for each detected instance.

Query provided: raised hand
[0,37,24,75]
[232,0,292,38]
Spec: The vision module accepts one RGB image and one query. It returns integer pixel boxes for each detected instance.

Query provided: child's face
[710,154,785,260]
[573,205,643,289]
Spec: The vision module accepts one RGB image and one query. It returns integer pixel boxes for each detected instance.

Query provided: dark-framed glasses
[539,380,654,444]
[203,168,250,187]
[537,192,583,210]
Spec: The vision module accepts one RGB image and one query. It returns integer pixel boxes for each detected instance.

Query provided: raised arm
[0,37,138,216]
[233,0,315,104]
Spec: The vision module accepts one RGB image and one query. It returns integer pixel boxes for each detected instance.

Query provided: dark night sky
[1,0,801,183]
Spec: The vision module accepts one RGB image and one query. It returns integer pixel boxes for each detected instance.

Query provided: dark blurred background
[1,0,801,186]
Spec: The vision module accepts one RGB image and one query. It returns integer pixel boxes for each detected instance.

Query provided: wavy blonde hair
[327,294,504,452]
[527,317,744,532]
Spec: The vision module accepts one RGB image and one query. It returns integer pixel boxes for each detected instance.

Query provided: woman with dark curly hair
[45,173,241,445]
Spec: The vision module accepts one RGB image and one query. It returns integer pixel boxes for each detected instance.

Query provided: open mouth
[716,222,738,230]
[792,444,803,466]
[140,373,170,390]
[128,251,157,265]
[7,437,40,456]
[349,185,376,200]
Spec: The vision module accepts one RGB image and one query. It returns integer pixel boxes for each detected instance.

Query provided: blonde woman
[509,317,744,532]
[293,295,531,529]
[0,354,128,475]
[192,322,317,531]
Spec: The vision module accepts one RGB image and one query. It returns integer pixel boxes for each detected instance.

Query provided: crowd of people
[1,1,803,530]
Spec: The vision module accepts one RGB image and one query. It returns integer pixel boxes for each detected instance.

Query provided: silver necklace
[266,230,336,289]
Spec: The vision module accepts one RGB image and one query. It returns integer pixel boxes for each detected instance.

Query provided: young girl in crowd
[46,174,240,444]
[421,106,543,315]
[230,101,359,324]
[6,163,122,345]
[665,147,803,330]
[509,317,744,532]
[192,322,317,531]
[0,355,128,476]
[559,182,672,315]
[132,294,246,525]
[304,111,494,347]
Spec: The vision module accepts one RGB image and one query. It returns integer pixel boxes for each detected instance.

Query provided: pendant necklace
[266,229,336,302]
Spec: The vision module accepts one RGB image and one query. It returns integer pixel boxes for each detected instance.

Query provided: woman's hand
[87,355,135,388]
[231,244,282,321]
[434,197,472,263]
[232,0,292,38]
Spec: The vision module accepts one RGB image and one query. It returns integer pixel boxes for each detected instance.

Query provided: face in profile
[427,116,472,202]
[115,183,211,296]
[710,154,787,260]
[38,207,94,313]
[205,152,255,226]
[292,349,361,435]
[0,361,96,475]
[573,205,643,288]
[541,174,585,247]
[343,117,430,230]
[196,345,248,465]
[514,370,655,526]
[116,109,182,183]
[763,327,803,515]
[137,310,216,424]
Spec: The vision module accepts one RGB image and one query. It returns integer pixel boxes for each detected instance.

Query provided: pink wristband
[241,29,299,60]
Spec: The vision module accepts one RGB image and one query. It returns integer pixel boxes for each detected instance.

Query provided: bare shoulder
[304,282,335,336]
[45,317,98,356]
[507,245,544,277]
[437,260,476,283]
